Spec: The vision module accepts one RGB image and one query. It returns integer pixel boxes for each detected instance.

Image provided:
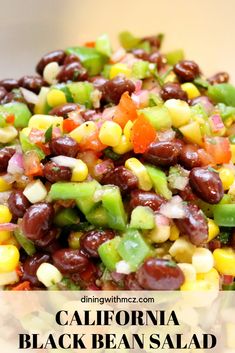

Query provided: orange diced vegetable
[113,92,137,128]
[131,114,156,153]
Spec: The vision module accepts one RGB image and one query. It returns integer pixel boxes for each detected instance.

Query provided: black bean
[50,136,79,157]
[160,82,188,101]
[174,60,200,82]
[8,190,31,218]
[36,50,66,75]
[43,161,72,183]
[18,75,46,94]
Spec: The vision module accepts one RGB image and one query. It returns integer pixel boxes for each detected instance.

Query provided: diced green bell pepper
[67,82,93,107]
[208,84,235,107]
[117,229,151,271]
[213,204,235,226]
[98,237,121,271]
[0,102,32,128]
[139,106,172,130]
[217,103,235,120]
[101,185,127,230]
[145,164,172,200]
[54,208,79,227]
[65,46,107,76]
[19,131,45,160]
[86,205,109,227]
[49,180,101,214]
[14,228,36,256]
[95,33,112,57]
[130,206,155,229]
[165,49,184,65]
[131,61,151,79]
[119,31,141,50]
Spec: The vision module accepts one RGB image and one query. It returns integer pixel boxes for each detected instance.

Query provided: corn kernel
[181,279,213,291]
[43,62,60,85]
[192,247,214,273]
[213,247,235,276]
[169,237,196,263]
[218,167,235,190]
[28,114,63,131]
[3,234,19,248]
[197,268,220,289]
[0,177,12,192]
[125,158,153,191]
[230,144,235,163]
[99,121,122,147]
[0,126,18,143]
[69,121,97,143]
[23,180,48,203]
[178,263,196,282]
[113,135,133,154]
[207,218,220,242]
[0,245,20,273]
[109,63,131,79]
[71,160,88,182]
[0,205,12,224]
[169,224,180,241]
[0,231,11,243]
[181,82,200,99]
[47,89,67,107]
[36,263,62,287]
[164,99,191,128]
[123,120,133,142]
[0,270,18,285]
[34,87,50,114]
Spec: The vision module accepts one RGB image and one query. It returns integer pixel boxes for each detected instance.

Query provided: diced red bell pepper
[131,114,156,153]
[113,92,138,128]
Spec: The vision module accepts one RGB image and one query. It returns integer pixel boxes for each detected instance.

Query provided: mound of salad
[0,32,235,291]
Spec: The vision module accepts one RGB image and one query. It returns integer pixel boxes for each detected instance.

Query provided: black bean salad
[0,32,235,291]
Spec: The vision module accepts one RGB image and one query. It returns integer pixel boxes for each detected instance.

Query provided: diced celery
[130,206,155,229]
[165,49,184,65]
[67,82,93,107]
[86,205,109,227]
[0,102,32,128]
[117,229,151,270]
[95,33,112,57]
[101,185,127,230]
[98,237,121,271]
[145,164,172,200]
[14,228,36,256]
[54,208,79,227]
[65,46,107,75]
[139,106,172,130]
[119,31,141,50]
[208,84,235,107]
[131,61,151,79]
[19,132,45,160]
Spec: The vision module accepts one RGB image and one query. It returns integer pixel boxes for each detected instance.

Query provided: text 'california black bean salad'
[0,32,235,291]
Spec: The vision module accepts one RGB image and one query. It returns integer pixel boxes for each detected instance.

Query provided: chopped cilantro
[45,125,53,142]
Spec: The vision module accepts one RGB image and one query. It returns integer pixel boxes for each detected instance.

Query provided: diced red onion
[131,90,149,108]
[102,106,116,121]
[160,196,186,219]
[94,159,114,176]
[110,47,126,63]
[20,87,39,105]
[0,223,19,231]
[51,156,78,169]
[157,129,176,142]
[191,96,214,115]
[0,191,11,205]
[134,80,142,93]
[111,271,125,282]
[91,89,102,109]
[7,153,24,175]
[29,128,44,144]
[52,127,62,139]
[209,114,225,132]
[115,261,131,275]
[155,213,170,226]
[168,174,189,191]
[120,53,139,68]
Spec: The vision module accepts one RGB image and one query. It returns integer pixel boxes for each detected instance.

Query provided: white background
[0,0,234,82]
